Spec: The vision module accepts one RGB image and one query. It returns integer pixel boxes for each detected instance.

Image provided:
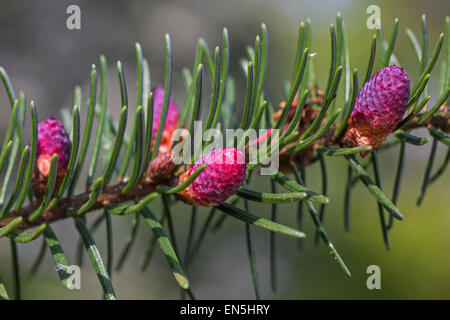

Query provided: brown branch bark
[0,179,159,230]
[0,110,448,231]
[403,108,449,133]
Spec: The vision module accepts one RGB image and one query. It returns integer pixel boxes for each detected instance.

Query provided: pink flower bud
[343,66,410,156]
[178,148,246,206]
[32,117,71,197]
[151,86,180,153]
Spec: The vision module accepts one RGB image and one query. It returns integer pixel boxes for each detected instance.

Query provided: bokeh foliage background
[0,0,449,299]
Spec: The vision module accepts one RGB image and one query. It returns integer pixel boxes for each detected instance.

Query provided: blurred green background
[0,0,449,299]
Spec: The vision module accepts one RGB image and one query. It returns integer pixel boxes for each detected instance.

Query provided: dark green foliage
[0,13,448,300]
